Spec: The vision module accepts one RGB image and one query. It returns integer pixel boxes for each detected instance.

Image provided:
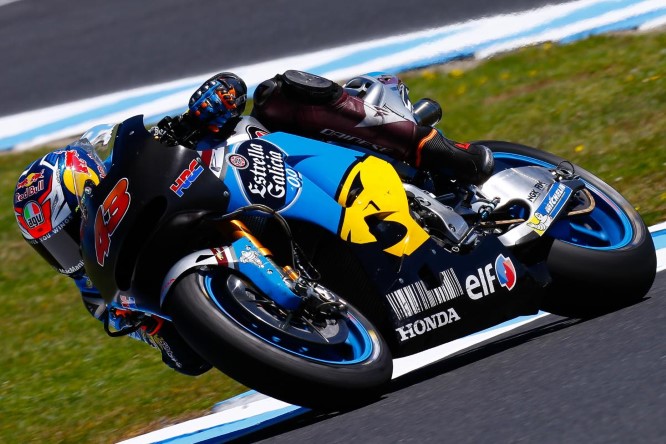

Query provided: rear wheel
[165,267,393,409]
[483,141,656,317]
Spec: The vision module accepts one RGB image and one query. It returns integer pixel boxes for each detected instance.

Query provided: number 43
[94,178,131,266]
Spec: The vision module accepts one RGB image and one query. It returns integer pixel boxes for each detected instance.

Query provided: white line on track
[0,0,22,8]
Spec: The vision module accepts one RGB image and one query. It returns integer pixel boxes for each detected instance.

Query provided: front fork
[221,219,303,310]
[161,219,345,315]
[223,220,347,317]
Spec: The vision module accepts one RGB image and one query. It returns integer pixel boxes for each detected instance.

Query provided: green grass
[1,30,665,443]
[402,31,666,225]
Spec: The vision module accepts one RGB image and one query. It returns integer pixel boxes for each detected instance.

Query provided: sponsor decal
[320,128,391,153]
[211,247,229,266]
[526,183,572,236]
[120,295,137,309]
[395,308,461,342]
[239,249,264,268]
[465,254,517,300]
[527,180,547,203]
[15,180,45,203]
[17,199,53,239]
[170,159,204,197]
[152,335,183,368]
[63,155,102,198]
[23,201,45,229]
[17,169,45,190]
[64,150,89,173]
[234,139,301,210]
[59,262,84,275]
[337,156,429,256]
[15,170,46,203]
[386,268,464,321]
[495,254,517,291]
[227,153,248,169]
[245,125,268,139]
[95,178,131,266]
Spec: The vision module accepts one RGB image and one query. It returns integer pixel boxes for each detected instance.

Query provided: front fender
[160,237,303,311]
[160,247,236,305]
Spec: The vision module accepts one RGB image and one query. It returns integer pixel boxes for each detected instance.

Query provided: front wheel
[482,141,656,317]
[165,268,393,409]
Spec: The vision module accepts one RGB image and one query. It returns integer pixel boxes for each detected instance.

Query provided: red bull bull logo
[17,170,45,189]
[15,170,46,203]
[65,151,90,173]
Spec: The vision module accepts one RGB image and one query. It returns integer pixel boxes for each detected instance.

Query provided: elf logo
[465,254,517,300]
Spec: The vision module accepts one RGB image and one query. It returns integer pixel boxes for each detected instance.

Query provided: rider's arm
[152,73,247,148]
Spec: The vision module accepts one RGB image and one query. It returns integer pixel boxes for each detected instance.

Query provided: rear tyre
[483,141,656,317]
[165,268,393,410]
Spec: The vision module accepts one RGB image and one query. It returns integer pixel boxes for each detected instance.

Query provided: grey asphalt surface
[1,0,561,116]
[240,271,666,444]
[4,1,664,443]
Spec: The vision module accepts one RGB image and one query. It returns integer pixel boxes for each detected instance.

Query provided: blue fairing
[222,132,366,235]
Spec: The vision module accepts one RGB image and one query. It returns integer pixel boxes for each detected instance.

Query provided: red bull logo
[15,169,47,203]
[65,151,90,173]
[17,170,45,189]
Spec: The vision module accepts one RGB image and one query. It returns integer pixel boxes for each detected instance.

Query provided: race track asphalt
[239,271,666,443]
[0,0,562,115]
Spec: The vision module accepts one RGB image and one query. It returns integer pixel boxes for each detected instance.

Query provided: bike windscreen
[69,123,118,212]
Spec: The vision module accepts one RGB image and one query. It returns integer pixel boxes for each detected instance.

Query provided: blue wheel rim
[493,153,634,250]
[204,273,375,365]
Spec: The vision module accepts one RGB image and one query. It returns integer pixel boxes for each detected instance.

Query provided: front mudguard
[160,237,302,311]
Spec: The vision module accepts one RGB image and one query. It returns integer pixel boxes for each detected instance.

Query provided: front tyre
[483,141,656,317]
[165,268,393,409]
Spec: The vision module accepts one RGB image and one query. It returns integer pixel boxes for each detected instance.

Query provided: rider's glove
[188,73,246,133]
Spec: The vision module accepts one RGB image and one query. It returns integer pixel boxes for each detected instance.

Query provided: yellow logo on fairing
[337,156,429,256]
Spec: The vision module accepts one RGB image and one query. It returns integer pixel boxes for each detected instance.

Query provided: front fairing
[79,115,230,312]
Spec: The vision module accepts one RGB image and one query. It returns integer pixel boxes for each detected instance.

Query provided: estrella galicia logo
[234,139,302,211]
[495,254,517,291]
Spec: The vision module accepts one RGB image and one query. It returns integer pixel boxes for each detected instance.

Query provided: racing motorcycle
[77,75,656,409]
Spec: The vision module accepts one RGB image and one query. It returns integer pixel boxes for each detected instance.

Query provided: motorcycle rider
[14,70,494,375]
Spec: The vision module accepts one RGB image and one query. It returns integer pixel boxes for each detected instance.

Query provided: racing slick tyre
[165,267,393,410]
[482,141,656,318]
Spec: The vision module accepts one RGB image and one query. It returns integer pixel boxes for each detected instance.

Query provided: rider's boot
[414,128,494,185]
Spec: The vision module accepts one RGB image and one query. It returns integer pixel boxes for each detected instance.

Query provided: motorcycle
[76,77,656,409]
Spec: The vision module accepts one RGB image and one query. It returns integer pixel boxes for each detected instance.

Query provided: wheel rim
[493,153,634,250]
[204,272,376,365]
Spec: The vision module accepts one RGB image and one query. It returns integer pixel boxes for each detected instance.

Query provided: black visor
[28,216,84,277]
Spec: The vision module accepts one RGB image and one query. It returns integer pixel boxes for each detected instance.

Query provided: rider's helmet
[188,72,248,130]
[14,145,106,277]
